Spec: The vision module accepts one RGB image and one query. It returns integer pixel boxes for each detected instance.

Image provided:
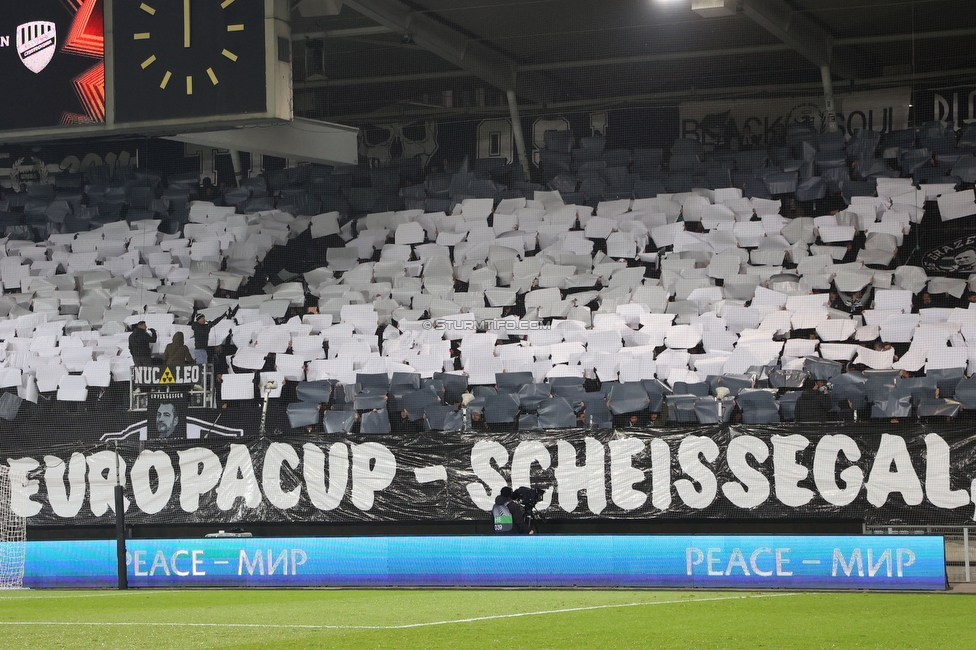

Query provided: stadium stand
[2,121,976,439]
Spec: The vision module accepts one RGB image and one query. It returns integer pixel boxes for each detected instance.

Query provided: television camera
[512,486,546,533]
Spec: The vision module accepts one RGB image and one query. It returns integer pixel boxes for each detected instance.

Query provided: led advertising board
[18,535,947,590]
[0,0,291,144]
[0,0,105,131]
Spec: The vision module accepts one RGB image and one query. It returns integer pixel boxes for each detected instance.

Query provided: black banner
[132,365,201,386]
[917,86,976,128]
[6,426,976,527]
[919,223,976,275]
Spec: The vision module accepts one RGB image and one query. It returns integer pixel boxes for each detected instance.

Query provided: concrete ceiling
[288,0,976,124]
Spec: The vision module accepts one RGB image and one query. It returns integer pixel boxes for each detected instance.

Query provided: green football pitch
[0,589,970,649]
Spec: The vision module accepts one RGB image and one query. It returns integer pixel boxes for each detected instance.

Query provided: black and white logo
[16,21,56,74]
[922,233,976,274]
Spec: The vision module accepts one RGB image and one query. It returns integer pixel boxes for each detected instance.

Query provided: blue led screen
[21,535,946,591]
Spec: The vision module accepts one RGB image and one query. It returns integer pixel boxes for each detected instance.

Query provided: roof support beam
[341,0,547,103]
[294,25,394,40]
[314,65,976,124]
[740,0,855,80]
[820,64,839,132]
[292,26,976,92]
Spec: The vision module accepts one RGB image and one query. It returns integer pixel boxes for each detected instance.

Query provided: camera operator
[492,487,531,535]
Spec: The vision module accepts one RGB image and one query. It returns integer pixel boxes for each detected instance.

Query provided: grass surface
[0,589,970,649]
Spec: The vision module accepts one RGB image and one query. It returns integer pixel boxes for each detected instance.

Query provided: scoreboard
[0,0,291,143]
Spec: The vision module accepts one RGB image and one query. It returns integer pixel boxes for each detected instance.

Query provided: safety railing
[864,525,973,583]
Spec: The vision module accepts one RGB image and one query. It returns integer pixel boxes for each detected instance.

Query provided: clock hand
[184,0,191,48]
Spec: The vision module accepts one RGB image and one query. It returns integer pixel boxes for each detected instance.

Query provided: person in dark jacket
[163,332,195,366]
[190,309,231,364]
[128,321,157,367]
[393,408,424,434]
[492,487,530,534]
[469,408,489,431]
[794,379,832,422]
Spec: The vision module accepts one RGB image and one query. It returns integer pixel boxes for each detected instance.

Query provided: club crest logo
[16,21,57,74]
[922,234,976,274]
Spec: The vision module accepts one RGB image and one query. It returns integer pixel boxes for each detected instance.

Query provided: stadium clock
[114,0,268,123]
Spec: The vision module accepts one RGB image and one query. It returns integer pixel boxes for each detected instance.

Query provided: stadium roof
[289,0,976,125]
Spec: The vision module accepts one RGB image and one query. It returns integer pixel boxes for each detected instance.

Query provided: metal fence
[865,525,973,583]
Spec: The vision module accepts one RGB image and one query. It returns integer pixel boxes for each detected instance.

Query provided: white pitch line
[0,592,156,602]
[386,592,801,629]
[0,592,799,631]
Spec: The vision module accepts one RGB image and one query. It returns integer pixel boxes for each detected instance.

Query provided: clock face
[114,0,267,123]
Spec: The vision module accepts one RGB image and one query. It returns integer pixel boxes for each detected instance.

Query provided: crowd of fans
[2,119,976,437]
